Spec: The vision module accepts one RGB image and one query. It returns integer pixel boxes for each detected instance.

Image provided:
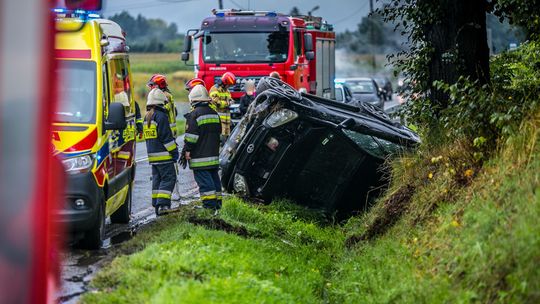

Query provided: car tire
[256,77,302,101]
[110,183,132,224]
[79,194,105,250]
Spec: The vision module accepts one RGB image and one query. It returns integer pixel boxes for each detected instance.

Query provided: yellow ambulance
[53,13,136,249]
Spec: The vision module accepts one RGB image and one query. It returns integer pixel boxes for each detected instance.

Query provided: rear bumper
[56,171,101,232]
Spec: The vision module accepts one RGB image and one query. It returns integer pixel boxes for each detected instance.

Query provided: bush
[405,41,540,149]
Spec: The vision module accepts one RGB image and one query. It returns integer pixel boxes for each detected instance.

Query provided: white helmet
[188,84,211,103]
[114,91,130,107]
[147,88,167,106]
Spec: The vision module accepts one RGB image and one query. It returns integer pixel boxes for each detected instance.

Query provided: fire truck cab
[53,12,136,249]
[182,9,336,100]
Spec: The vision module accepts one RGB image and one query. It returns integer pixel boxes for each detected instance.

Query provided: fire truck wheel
[79,195,105,250]
[256,77,302,101]
[111,183,132,224]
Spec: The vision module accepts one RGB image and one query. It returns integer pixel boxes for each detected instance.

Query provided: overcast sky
[101,0,380,33]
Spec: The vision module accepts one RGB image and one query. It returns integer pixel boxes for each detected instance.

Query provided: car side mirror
[337,118,356,130]
[305,51,315,61]
[104,102,127,130]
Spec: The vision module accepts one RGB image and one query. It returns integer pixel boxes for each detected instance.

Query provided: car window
[348,81,375,94]
[342,129,385,158]
[335,87,344,102]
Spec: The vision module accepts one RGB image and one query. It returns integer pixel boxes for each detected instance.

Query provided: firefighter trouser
[151,163,176,208]
[218,111,231,137]
[193,168,222,209]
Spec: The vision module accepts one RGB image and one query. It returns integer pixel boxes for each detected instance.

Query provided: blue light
[88,13,101,18]
[216,12,225,17]
[53,8,66,13]
[266,12,277,17]
[75,9,86,14]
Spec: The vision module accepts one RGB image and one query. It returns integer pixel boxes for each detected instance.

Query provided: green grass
[82,199,342,303]
[83,110,540,303]
[130,53,193,74]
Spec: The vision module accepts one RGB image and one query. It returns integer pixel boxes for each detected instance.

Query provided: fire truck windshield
[54,60,97,124]
[203,31,289,63]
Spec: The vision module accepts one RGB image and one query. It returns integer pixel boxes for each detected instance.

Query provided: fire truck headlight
[265,109,298,128]
[62,154,94,174]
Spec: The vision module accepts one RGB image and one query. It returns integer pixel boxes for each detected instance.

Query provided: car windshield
[55,60,96,124]
[203,31,289,63]
[348,81,375,94]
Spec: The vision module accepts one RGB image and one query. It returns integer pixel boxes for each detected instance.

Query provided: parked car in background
[373,76,393,101]
[336,77,384,109]
[334,82,355,104]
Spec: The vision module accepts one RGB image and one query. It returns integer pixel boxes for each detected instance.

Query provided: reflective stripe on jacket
[183,101,221,170]
[144,106,178,165]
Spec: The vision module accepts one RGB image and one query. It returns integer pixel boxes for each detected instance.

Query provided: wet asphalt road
[57,137,199,303]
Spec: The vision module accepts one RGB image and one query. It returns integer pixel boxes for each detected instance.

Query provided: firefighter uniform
[144,89,179,211]
[184,85,222,209]
[209,85,232,137]
[135,102,143,136]
[163,91,178,137]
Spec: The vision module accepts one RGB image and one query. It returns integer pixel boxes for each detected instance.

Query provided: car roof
[336,77,374,82]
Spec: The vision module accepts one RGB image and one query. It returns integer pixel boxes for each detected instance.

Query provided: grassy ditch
[83,111,540,303]
[82,199,343,303]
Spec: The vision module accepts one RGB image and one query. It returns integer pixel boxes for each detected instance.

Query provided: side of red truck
[181,9,336,100]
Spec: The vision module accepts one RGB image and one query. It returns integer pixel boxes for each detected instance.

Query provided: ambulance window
[55,60,96,124]
[102,63,110,108]
[109,59,133,114]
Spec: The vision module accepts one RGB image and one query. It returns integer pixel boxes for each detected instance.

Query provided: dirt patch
[346,184,415,247]
[188,216,249,237]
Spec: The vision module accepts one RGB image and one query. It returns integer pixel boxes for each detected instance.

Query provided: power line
[333,1,370,25]
[105,0,199,13]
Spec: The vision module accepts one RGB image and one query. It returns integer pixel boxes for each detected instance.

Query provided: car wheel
[256,77,302,101]
[110,183,132,224]
[79,194,105,250]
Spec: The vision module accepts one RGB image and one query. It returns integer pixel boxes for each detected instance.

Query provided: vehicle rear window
[348,81,375,94]
[55,60,96,124]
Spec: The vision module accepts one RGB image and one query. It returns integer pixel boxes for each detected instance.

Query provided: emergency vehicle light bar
[212,9,281,17]
[52,8,100,19]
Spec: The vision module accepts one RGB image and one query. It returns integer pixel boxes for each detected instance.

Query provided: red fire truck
[181,9,336,100]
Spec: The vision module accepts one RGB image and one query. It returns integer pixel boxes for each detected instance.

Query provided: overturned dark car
[220,78,420,215]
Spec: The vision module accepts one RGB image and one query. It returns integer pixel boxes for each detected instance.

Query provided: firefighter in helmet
[144,88,179,216]
[181,85,222,212]
[209,72,235,140]
[185,78,206,92]
[147,74,178,137]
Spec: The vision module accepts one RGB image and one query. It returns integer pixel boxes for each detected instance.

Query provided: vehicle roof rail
[211,9,283,17]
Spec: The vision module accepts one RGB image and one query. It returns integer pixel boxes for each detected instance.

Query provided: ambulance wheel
[111,183,132,224]
[79,197,105,250]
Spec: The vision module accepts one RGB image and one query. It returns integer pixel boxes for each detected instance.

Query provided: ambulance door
[108,56,135,191]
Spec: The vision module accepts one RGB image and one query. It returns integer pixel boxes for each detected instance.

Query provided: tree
[421,0,491,108]
[289,6,302,16]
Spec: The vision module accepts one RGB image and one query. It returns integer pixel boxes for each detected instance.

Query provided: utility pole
[218,0,223,9]
[369,0,376,73]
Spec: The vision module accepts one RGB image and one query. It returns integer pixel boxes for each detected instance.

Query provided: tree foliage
[109,11,184,53]
[380,0,540,142]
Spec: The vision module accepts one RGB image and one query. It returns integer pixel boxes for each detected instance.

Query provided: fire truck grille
[214,76,265,92]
